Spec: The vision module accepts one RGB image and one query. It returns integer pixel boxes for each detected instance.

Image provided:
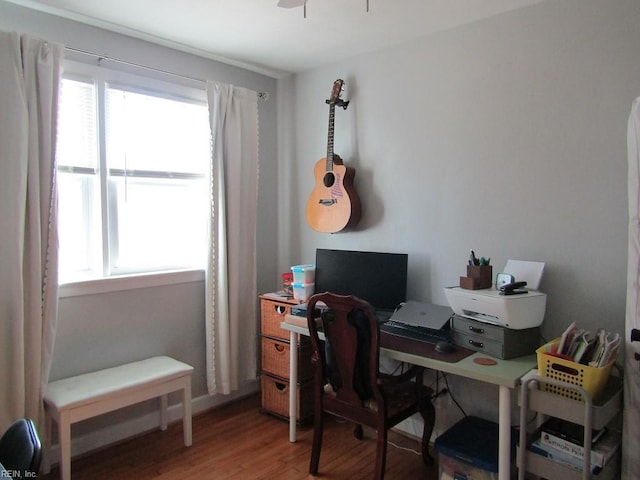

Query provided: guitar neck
[326,103,335,170]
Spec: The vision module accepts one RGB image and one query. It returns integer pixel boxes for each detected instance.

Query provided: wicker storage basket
[261,337,312,381]
[536,339,614,402]
[260,374,313,421]
[260,300,294,341]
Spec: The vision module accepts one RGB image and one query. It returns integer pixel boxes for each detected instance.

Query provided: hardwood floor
[41,394,439,479]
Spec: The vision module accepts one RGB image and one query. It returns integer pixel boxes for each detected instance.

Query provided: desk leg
[498,386,511,480]
[289,330,298,443]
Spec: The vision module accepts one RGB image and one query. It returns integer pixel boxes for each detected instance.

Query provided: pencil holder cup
[460,265,492,290]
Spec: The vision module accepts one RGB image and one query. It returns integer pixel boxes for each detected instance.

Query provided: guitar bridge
[319,199,337,206]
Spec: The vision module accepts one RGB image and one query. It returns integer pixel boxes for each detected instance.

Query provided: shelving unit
[258,294,313,422]
[517,374,622,480]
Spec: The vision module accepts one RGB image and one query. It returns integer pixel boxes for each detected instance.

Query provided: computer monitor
[314,248,408,312]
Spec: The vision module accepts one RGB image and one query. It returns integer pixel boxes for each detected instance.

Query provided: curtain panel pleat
[205,81,259,395]
[0,30,62,434]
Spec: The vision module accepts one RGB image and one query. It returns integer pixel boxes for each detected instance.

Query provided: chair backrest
[0,418,42,475]
[307,292,381,406]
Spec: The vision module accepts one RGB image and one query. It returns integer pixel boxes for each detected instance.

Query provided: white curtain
[205,81,259,395]
[624,97,640,480]
[0,31,63,433]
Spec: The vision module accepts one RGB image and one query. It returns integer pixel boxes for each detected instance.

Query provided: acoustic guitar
[306,79,361,233]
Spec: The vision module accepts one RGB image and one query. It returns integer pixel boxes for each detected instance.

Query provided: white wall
[0,0,280,457]
[279,0,640,430]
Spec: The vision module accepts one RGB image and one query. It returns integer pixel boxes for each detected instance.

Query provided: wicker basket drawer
[261,337,313,381]
[260,374,313,421]
[261,298,296,341]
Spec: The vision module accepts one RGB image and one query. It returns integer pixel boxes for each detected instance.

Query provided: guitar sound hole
[323,172,335,188]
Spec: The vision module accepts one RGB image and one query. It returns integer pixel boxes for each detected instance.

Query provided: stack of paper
[555,322,620,367]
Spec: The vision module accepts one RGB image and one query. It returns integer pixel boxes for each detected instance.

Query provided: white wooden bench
[43,356,193,480]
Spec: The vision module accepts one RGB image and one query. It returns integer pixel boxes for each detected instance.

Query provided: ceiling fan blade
[277,0,306,8]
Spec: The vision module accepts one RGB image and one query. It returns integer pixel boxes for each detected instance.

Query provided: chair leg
[374,428,388,480]
[353,423,363,440]
[418,397,436,466]
[309,410,324,475]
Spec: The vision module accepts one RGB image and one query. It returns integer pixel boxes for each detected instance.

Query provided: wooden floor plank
[41,394,438,479]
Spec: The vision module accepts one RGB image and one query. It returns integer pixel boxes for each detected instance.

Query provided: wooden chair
[306,292,436,480]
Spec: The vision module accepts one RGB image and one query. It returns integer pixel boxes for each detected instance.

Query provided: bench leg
[43,406,52,474]
[59,412,72,480]
[182,381,192,447]
[160,394,168,431]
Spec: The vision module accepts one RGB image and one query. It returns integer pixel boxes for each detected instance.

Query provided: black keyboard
[380,320,448,344]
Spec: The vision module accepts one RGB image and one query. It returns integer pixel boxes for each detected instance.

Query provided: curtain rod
[64,46,270,101]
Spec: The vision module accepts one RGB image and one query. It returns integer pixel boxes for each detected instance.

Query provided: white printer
[444,260,546,330]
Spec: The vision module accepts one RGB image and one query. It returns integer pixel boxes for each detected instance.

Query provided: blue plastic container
[434,416,511,479]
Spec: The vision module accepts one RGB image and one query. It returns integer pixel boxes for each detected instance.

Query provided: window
[56,63,210,284]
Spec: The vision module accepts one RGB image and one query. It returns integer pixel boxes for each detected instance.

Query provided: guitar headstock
[326,79,349,109]
[329,79,344,103]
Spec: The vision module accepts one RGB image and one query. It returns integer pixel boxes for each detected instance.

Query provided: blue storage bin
[434,416,514,480]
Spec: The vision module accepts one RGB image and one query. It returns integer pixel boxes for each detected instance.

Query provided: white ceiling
[7,0,547,78]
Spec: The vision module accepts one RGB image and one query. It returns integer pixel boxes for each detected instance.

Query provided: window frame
[57,60,210,295]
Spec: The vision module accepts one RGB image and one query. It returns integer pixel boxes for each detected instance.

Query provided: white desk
[280,318,536,480]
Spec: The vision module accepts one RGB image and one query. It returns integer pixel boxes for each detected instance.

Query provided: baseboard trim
[45,381,259,467]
